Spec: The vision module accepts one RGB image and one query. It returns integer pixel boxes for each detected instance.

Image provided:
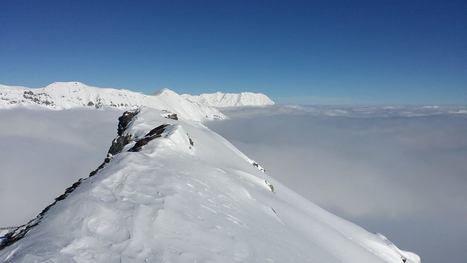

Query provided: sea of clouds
[208,105,467,263]
[0,105,466,263]
[0,108,121,227]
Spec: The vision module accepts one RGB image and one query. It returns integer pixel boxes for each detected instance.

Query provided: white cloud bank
[0,108,121,226]
[208,105,467,263]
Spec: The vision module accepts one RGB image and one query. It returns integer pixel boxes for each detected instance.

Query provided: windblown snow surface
[0,106,419,263]
[182,92,274,107]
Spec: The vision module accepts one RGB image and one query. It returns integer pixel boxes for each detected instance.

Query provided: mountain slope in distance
[182,91,275,107]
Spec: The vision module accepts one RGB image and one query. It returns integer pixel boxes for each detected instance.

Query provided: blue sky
[1,0,466,104]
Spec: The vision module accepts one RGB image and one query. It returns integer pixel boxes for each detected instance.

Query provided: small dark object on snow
[166,113,178,120]
[252,162,266,172]
[265,180,275,193]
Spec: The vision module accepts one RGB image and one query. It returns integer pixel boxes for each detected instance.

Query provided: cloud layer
[0,106,465,262]
[208,105,467,263]
[0,108,120,226]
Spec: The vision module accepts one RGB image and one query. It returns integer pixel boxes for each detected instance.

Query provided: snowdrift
[0,107,419,263]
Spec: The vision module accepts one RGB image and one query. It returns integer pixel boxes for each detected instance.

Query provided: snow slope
[182,91,275,107]
[0,82,224,121]
[0,107,419,263]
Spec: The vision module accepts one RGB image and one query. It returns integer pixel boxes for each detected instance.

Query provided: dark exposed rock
[22,91,55,107]
[129,124,170,152]
[118,110,139,136]
[271,207,277,215]
[165,113,178,120]
[87,101,94,106]
[55,180,81,201]
[146,124,169,137]
[252,162,266,172]
[129,137,158,152]
[94,98,104,108]
[107,135,132,156]
[0,177,84,249]
[265,180,275,193]
[0,225,32,249]
[89,161,107,177]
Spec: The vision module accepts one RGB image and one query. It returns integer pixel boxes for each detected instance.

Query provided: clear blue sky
[1,0,466,104]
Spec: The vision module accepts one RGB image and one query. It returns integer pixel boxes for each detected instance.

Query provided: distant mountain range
[0,82,275,120]
[182,91,274,107]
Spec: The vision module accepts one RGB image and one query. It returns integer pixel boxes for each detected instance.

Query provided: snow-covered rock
[0,82,224,121]
[0,107,419,263]
[182,91,275,107]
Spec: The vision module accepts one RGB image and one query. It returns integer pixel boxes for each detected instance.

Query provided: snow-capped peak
[45,81,89,89]
[153,88,179,96]
[182,91,275,107]
[0,82,225,121]
[0,107,419,263]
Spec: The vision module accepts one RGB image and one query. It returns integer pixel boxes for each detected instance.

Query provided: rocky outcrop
[129,124,170,152]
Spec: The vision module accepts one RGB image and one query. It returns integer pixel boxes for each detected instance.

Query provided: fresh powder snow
[0,104,419,263]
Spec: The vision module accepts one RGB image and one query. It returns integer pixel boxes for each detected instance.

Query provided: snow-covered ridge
[0,82,224,121]
[0,107,419,263]
[182,91,275,107]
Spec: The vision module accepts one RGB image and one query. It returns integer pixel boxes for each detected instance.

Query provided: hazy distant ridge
[182,91,274,107]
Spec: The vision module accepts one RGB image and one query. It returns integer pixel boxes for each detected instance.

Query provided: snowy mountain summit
[182,91,275,107]
[0,82,224,121]
[0,106,419,262]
